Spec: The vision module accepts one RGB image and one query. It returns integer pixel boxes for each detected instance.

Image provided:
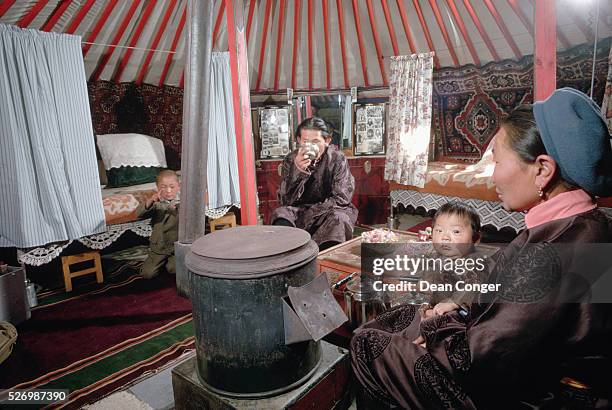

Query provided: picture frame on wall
[257,106,293,159]
[353,103,386,155]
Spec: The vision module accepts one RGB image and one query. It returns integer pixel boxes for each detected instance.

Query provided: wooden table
[317,231,420,285]
[317,232,501,348]
[317,231,419,348]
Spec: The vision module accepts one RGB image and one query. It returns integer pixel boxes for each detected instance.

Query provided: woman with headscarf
[350,88,612,409]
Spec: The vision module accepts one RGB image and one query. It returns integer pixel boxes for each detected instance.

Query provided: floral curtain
[384,53,434,187]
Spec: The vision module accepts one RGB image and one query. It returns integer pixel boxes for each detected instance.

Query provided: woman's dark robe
[351,209,612,409]
[271,145,358,245]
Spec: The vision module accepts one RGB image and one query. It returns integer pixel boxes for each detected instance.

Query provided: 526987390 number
[1,389,69,404]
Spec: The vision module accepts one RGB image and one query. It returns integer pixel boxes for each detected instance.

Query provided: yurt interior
[1,0,611,408]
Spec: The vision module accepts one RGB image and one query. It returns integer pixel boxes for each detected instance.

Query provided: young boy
[137,170,180,279]
[426,202,485,316]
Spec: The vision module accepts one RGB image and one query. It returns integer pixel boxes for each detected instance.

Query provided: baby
[425,202,485,316]
[137,170,180,279]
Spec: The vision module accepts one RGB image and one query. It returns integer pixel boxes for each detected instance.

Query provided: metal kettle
[343,276,386,330]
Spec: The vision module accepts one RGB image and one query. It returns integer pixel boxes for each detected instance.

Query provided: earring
[538,187,544,198]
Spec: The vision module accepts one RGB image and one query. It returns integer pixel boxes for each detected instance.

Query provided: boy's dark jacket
[136,201,179,255]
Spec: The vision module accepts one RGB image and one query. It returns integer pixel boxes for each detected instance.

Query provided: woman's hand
[294,150,312,173]
[433,302,460,316]
[419,306,436,320]
[413,335,426,348]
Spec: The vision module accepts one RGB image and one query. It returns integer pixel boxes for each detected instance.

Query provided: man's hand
[146,192,160,208]
[294,149,312,173]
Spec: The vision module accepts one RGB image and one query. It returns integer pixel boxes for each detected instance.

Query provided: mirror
[292,93,353,154]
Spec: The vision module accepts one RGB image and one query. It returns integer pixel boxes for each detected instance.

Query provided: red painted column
[305,96,313,117]
[534,0,556,101]
[226,0,258,225]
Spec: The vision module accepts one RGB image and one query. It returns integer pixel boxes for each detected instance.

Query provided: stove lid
[186,226,319,279]
[191,226,311,260]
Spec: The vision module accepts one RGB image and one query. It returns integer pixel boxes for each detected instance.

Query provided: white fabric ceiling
[0,0,610,90]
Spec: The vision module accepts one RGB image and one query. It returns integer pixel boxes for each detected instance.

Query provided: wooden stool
[209,212,237,232]
[61,251,103,292]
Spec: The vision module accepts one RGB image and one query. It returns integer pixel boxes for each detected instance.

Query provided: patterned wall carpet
[432,38,611,161]
[87,38,611,166]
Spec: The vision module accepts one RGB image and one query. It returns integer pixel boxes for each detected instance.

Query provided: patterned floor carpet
[1,263,194,409]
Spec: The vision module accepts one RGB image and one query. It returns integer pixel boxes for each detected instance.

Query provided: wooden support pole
[534,0,556,101]
[226,0,258,225]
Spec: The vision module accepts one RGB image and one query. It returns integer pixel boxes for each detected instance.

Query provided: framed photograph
[258,106,293,159]
[353,103,386,155]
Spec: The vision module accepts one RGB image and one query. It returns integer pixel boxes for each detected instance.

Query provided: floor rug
[0,264,194,409]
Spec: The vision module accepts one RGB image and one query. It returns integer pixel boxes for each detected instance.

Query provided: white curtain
[207,52,240,210]
[342,94,353,147]
[0,24,105,248]
[384,53,434,187]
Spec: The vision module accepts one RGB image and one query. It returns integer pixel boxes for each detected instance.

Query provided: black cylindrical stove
[185,226,322,398]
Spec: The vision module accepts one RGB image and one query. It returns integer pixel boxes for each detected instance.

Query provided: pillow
[97,133,167,188]
[96,133,167,170]
[106,166,160,188]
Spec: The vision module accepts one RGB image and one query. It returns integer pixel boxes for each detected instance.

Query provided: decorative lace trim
[391,190,525,232]
[205,203,241,219]
[18,219,153,266]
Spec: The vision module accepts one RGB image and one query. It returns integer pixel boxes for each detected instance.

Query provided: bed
[389,138,528,231]
[17,183,157,266]
[102,182,157,225]
[390,141,612,232]
[19,176,242,266]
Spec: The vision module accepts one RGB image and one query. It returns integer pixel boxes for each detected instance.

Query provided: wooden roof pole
[65,0,97,34]
[336,0,349,88]
[381,0,399,56]
[42,0,75,31]
[291,0,302,89]
[136,0,178,85]
[534,0,556,101]
[0,1,17,19]
[412,0,440,68]
[365,0,388,84]
[351,0,369,86]
[308,0,314,89]
[322,0,332,89]
[395,0,416,54]
[462,0,500,61]
[18,0,50,28]
[274,0,287,90]
[212,1,227,48]
[482,0,522,59]
[82,0,119,56]
[89,0,142,82]
[255,0,273,90]
[246,0,257,45]
[428,0,459,67]
[446,0,480,66]
[112,0,158,82]
[158,5,187,86]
